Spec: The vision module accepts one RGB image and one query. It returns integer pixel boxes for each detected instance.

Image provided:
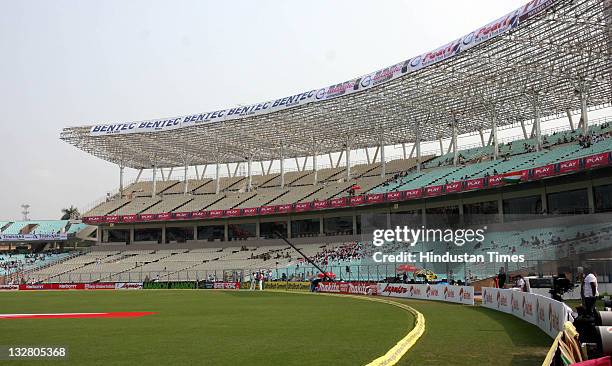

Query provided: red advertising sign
[403,188,422,200]
[140,213,156,221]
[465,178,484,191]
[121,215,137,223]
[349,196,365,206]
[225,209,241,217]
[584,152,609,168]
[212,282,241,289]
[191,211,209,218]
[157,212,172,220]
[294,202,311,212]
[277,204,292,213]
[488,175,504,187]
[386,191,402,201]
[85,283,116,290]
[242,207,258,216]
[106,215,119,223]
[445,181,462,193]
[317,281,378,296]
[366,193,384,203]
[174,212,191,220]
[558,159,580,173]
[209,210,223,218]
[330,198,347,208]
[313,200,328,209]
[425,185,443,197]
[260,206,276,215]
[532,164,555,179]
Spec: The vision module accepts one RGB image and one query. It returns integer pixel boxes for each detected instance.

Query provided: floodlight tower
[21,204,30,221]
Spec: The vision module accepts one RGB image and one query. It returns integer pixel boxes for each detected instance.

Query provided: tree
[61,206,80,220]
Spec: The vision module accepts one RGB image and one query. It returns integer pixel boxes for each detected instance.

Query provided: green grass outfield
[0,290,550,366]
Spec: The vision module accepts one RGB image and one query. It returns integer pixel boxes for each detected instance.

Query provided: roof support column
[534,101,542,152]
[152,165,157,197]
[247,156,253,192]
[215,162,221,195]
[119,165,124,198]
[401,143,407,160]
[478,129,485,147]
[280,144,285,189]
[135,168,143,183]
[380,135,386,178]
[415,120,421,173]
[520,120,528,140]
[345,139,351,181]
[579,86,589,136]
[313,153,318,185]
[566,110,575,132]
[439,137,444,155]
[183,161,189,195]
[491,115,499,160]
[452,117,459,166]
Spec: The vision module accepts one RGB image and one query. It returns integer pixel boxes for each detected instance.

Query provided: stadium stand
[82,128,612,219]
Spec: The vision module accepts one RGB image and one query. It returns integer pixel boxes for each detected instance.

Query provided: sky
[0,0,607,220]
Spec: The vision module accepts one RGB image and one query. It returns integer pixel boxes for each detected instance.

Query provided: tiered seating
[174,195,225,212]
[84,126,612,217]
[235,188,287,208]
[206,192,257,210]
[85,197,131,216]
[124,180,180,197]
[111,197,161,215]
[141,195,193,214]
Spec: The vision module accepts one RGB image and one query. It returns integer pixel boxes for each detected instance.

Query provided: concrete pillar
[491,115,499,160]
[129,227,135,245]
[313,153,318,185]
[415,122,421,172]
[452,120,459,165]
[580,90,589,136]
[215,163,221,194]
[119,165,124,198]
[380,138,386,178]
[319,216,324,236]
[566,110,575,132]
[533,95,542,151]
[184,164,189,195]
[280,145,285,189]
[152,166,157,197]
[247,157,253,191]
[346,142,351,180]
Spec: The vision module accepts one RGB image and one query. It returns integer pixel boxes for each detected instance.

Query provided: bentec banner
[376,283,474,305]
[89,0,555,136]
[317,282,379,296]
[0,233,68,242]
[481,287,573,338]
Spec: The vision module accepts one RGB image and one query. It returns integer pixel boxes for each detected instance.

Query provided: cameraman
[582,267,599,317]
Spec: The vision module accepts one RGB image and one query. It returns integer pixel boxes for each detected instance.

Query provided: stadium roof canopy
[61,0,612,169]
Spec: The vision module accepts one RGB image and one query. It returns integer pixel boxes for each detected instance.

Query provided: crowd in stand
[308,242,363,265]
[0,252,51,274]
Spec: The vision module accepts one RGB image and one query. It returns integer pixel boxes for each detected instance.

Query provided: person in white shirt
[515,275,526,292]
[583,269,599,317]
